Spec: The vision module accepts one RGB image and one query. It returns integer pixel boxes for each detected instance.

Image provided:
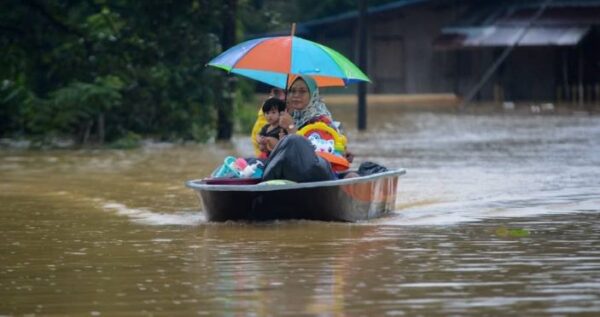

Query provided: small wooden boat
[186,169,405,222]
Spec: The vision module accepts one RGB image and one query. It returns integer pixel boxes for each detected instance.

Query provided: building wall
[367,4,466,94]
[501,48,556,101]
[447,49,497,100]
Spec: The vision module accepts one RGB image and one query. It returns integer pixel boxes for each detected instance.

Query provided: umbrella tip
[291,23,296,37]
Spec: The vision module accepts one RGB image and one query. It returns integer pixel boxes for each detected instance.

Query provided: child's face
[264,108,280,125]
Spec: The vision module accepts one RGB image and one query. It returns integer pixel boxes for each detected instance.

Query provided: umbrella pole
[285,73,289,105]
[285,23,296,105]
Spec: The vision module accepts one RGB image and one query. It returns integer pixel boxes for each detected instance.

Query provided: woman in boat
[262,75,355,182]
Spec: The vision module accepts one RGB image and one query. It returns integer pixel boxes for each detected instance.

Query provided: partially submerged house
[295,0,600,103]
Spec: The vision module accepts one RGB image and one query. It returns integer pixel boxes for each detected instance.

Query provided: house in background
[295,0,600,103]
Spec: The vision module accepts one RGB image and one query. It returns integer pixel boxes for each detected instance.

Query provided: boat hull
[186,169,404,222]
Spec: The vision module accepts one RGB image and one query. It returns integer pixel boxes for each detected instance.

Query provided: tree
[1,0,390,145]
[0,0,255,144]
[216,0,237,141]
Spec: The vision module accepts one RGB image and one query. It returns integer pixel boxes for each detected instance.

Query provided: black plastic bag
[358,161,388,176]
[262,135,335,182]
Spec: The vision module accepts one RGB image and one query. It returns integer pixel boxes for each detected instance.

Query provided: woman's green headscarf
[290,76,332,128]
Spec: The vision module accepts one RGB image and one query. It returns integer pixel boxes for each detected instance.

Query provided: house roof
[434,26,590,48]
[434,1,600,49]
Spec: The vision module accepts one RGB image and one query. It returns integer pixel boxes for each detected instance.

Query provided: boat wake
[101,202,205,225]
[98,186,599,227]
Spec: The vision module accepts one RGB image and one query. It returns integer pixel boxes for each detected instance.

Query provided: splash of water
[101,202,205,226]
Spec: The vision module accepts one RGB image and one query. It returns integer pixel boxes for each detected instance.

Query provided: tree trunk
[216,0,237,140]
[82,120,93,145]
[98,113,105,145]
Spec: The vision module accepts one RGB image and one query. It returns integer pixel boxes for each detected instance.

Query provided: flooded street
[2,107,600,315]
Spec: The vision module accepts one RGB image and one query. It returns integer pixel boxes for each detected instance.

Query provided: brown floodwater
[1,106,600,316]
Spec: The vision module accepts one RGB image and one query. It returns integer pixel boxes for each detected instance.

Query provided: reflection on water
[1,108,600,315]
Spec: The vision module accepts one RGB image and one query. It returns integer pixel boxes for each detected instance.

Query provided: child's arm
[258,140,267,153]
[263,136,278,152]
[257,130,278,153]
[257,134,268,153]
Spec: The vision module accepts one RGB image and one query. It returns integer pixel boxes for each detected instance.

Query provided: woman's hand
[278,111,296,133]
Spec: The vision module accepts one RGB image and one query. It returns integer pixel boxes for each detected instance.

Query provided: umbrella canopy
[208,35,370,89]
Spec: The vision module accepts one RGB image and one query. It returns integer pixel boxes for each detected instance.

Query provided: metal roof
[445,1,600,27]
[434,2,599,49]
[434,25,590,48]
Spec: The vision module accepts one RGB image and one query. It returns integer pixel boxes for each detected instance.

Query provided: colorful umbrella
[208,35,370,89]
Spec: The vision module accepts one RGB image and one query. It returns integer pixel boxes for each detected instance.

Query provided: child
[257,97,286,158]
[251,88,286,157]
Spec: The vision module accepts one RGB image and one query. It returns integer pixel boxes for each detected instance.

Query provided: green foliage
[39,75,122,135]
[234,78,259,134]
[0,0,385,146]
[235,101,260,135]
[109,131,142,149]
[0,0,265,145]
